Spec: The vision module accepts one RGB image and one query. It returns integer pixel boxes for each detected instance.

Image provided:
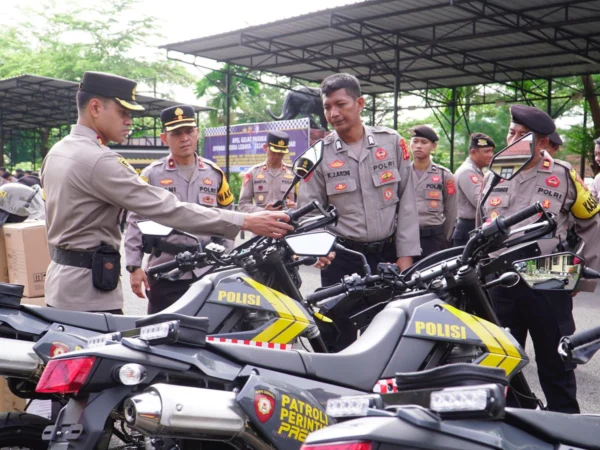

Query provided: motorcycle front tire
[0,412,51,450]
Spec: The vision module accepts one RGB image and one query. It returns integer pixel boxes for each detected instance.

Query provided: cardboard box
[21,296,46,307]
[0,229,9,283]
[0,377,25,412]
[4,221,50,298]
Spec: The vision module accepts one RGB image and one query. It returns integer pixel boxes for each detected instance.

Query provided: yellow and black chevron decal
[405,302,527,378]
[442,304,524,377]
[242,277,310,344]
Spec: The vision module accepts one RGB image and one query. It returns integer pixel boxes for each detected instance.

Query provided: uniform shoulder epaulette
[202,157,226,175]
[147,156,167,168]
[436,164,452,173]
[369,125,396,134]
[553,159,573,171]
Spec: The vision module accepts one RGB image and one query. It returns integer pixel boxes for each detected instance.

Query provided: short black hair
[76,90,110,113]
[594,137,600,146]
[320,73,362,99]
[1,172,10,180]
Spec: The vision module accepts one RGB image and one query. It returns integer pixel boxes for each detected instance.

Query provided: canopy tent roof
[0,74,212,130]
[163,0,600,94]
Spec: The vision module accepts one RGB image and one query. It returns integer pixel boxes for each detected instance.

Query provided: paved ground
[120,238,600,413]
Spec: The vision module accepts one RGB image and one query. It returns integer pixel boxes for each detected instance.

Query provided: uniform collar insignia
[167,156,177,170]
[335,139,343,150]
[197,158,204,169]
[367,134,375,146]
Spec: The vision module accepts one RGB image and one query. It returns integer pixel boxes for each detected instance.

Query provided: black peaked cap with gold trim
[161,105,197,132]
[267,130,290,154]
[79,71,144,112]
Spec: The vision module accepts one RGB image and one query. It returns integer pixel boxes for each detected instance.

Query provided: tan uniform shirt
[412,161,458,241]
[124,154,235,280]
[591,173,600,202]
[238,162,295,212]
[297,126,420,258]
[41,125,244,311]
[455,157,485,220]
[477,154,600,271]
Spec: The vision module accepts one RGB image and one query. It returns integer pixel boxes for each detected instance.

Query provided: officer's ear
[432,141,438,150]
[160,132,168,146]
[88,98,105,118]
[356,96,365,111]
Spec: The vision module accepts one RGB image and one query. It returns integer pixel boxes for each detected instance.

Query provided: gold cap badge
[131,86,136,101]
[174,107,184,120]
[478,138,488,146]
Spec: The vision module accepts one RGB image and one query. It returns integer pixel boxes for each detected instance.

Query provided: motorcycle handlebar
[498,203,543,231]
[287,201,320,222]
[305,283,347,304]
[147,259,179,275]
[563,325,600,350]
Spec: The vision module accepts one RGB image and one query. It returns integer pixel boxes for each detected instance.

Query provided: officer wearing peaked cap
[452,132,495,246]
[409,125,457,259]
[478,104,600,413]
[124,105,236,314]
[41,72,292,313]
[239,130,298,212]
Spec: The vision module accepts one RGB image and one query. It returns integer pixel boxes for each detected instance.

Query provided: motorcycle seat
[299,307,406,391]
[505,408,600,450]
[207,341,308,377]
[22,306,117,332]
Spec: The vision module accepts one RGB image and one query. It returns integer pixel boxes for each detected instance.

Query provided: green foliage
[228,173,243,203]
[0,0,194,88]
[564,125,598,174]
[195,65,261,125]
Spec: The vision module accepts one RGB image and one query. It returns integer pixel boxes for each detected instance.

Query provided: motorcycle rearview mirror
[137,220,173,237]
[479,132,536,220]
[513,252,582,292]
[275,140,325,209]
[284,230,336,256]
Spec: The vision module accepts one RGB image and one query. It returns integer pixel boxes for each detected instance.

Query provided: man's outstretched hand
[243,211,294,238]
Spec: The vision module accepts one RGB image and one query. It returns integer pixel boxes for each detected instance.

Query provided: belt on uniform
[52,247,93,269]
[337,235,395,255]
[419,224,445,238]
[457,218,476,228]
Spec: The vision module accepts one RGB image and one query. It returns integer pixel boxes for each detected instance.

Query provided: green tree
[195,65,260,125]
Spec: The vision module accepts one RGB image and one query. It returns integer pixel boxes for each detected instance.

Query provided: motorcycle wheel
[0,412,51,449]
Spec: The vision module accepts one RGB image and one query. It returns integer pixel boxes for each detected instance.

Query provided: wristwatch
[126,265,141,273]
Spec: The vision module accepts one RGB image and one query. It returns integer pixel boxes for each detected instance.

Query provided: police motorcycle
[301,258,600,450]
[0,143,347,412]
[28,135,568,450]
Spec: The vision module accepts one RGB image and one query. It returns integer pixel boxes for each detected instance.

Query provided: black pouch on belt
[91,244,121,291]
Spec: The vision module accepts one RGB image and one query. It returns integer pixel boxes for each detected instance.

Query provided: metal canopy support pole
[547,78,552,115]
[371,93,377,126]
[393,48,400,130]
[450,87,456,171]
[225,66,231,181]
[582,101,587,178]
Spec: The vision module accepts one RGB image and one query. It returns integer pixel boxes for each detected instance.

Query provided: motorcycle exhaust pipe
[0,338,42,376]
[124,384,247,438]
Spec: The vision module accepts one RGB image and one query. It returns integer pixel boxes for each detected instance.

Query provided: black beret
[160,105,197,131]
[548,131,563,146]
[409,125,439,142]
[510,105,555,135]
[470,132,495,149]
[267,130,290,154]
[79,71,144,112]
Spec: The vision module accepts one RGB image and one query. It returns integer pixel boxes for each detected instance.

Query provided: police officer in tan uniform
[297,73,420,287]
[124,105,235,313]
[451,133,495,246]
[409,126,457,259]
[41,71,293,313]
[238,131,297,212]
[478,105,600,413]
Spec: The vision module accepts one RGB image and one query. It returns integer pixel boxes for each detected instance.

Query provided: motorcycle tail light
[35,357,96,394]
[301,442,372,450]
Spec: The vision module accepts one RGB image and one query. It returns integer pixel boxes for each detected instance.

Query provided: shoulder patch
[117,157,138,175]
[569,169,600,219]
[217,176,234,207]
[370,126,396,134]
[399,137,410,160]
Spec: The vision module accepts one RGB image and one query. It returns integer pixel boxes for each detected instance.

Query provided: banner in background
[203,118,310,173]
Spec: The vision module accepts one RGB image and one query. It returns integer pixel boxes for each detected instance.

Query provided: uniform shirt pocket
[371,169,400,209]
[199,193,217,207]
[325,178,358,214]
[487,193,510,209]
[426,199,442,212]
[371,168,401,187]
